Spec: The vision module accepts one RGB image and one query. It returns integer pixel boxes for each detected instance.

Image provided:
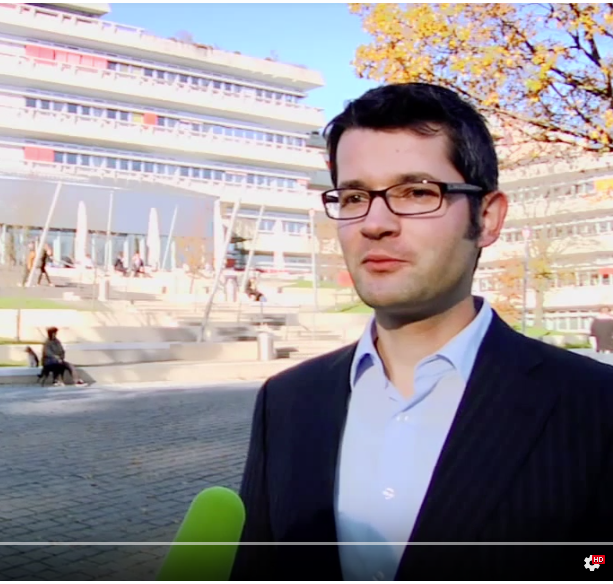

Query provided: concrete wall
[0,340,259,367]
[0,309,179,341]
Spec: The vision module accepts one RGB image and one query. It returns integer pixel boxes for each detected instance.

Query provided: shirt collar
[350,296,493,390]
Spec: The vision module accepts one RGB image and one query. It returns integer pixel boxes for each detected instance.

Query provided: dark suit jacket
[231,313,613,581]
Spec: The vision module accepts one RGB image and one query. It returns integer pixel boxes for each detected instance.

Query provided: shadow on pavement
[0,383,260,580]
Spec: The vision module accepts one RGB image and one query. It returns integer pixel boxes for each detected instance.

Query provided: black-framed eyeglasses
[321,180,484,221]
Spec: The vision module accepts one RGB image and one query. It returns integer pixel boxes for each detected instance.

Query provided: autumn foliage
[350,4,613,162]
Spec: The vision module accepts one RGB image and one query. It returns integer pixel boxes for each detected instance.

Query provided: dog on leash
[25,346,66,386]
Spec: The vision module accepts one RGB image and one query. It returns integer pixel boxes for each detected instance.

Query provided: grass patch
[0,362,24,367]
[0,338,41,346]
[327,302,374,314]
[288,280,344,289]
[0,297,69,310]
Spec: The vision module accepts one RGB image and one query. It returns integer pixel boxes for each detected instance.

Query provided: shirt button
[382,487,395,500]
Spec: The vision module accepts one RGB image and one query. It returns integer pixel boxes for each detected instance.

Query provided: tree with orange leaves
[350,4,613,165]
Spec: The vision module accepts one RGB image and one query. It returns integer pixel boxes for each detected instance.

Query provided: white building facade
[475,153,613,334]
[0,2,328,271]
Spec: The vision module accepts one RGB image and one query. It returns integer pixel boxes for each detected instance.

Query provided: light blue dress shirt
[335,297,493,581]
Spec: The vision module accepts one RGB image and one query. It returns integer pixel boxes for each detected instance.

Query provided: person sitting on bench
[42,327,85,386]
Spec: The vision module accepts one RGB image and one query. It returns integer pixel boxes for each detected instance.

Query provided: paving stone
[0,382,258,579]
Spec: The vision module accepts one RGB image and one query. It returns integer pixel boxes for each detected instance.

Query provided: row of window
[51,150,300,189]
[543,314,595,333]
[23,96,307,147]
[257,218,310,235]
[501,217,613,243]
[476,269,613,292]
[107,61,301,104]
[506,180,596,203]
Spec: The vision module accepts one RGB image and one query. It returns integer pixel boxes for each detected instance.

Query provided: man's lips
[361,254,407,271]
[362,253,405,264]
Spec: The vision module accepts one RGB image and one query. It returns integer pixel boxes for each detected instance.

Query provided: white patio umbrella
[146,207,161,270]
[74,200,88,265]
[273,219,285,273]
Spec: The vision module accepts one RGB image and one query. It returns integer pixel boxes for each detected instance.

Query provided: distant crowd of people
[21,242,54,287]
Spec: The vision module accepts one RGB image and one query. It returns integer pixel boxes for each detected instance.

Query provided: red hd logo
[593,556,605,565]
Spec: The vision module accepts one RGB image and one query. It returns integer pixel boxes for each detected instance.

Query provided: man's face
[335,128,504,320]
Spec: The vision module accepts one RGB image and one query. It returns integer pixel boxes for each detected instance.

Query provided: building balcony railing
[0,52,326,131]
[500,152,613,185]
[0,158,315,211]
[478,285,613,312]
[0,105,327,172]
[504,196,613,223]
[0,3,324,90]
[480,233,613,264]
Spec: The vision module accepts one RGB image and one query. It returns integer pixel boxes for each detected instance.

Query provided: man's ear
[478,190,508,250]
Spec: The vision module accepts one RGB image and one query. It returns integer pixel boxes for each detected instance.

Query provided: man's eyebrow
[337,173,440,189]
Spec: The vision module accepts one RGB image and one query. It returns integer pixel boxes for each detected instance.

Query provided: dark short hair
[323,83,499,240]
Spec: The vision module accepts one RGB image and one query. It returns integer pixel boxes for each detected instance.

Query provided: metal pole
[309,209,318,340]
[104,189,115,271]
[239,205,265,293]
[26,181,62,288]
[521,229,530,335]
[236,205,265,323]
[162,205,178,271]
[197,199,241,342]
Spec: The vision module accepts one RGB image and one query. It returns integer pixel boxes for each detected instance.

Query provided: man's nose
[359,196,401,239]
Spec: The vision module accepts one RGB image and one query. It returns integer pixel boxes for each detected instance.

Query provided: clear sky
[104,2,379,127]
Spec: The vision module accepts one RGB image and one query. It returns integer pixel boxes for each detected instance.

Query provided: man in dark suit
[231,83,613,581]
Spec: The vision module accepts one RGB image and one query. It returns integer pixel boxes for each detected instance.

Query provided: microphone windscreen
[157,486,246,581]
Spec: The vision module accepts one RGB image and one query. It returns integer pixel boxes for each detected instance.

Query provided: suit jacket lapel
[310,342,355,542]
[279,343,354,580]
[400,315,559,556]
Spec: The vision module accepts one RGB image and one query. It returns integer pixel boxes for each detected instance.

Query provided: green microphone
[157,486,246,581]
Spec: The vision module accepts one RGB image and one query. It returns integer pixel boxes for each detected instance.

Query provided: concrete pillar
[0,224,6,265]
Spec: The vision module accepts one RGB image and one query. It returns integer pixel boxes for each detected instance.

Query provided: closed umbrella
[146,207,161,270]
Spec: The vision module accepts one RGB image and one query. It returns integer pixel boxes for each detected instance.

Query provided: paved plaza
[0,381,260,580]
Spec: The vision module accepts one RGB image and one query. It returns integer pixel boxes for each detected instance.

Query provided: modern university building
[0,2,329,273]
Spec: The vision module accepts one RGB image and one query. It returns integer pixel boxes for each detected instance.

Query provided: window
[25,97,36,108]
[119,158,130,170]
[40,100,50,110]
[66,153,78,165]
[80,155,90,166]
[81,106,91,116]
[54,151,64,163]
[107,109,118,120]
[144,161,154,173]
[180,166,190,177]
[106,157,117,169]
[131,160,142,172]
